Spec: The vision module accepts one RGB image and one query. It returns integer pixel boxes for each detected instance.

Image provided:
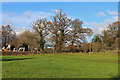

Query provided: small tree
[81,40,89,52]
[92,42,101,52]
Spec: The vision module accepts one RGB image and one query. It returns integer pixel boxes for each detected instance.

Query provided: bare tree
[30,18,49,51]
[49,10,71,52]
[68,19,84,52]
[81,40,89,52]
[1,25,16,47]
[17,31,39,51]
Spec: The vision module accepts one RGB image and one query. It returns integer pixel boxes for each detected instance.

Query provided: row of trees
[92,21,119,52]
[1,10,119,53]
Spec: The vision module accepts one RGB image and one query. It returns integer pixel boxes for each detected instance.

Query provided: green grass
[1,53,119,78]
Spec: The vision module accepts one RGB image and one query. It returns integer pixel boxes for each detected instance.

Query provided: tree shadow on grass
[111,75,120,80]
[1,58,34,62]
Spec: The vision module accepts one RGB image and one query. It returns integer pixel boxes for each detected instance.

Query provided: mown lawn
[1,53,119,78]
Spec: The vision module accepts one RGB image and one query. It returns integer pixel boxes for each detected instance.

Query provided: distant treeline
[1,10,119,53]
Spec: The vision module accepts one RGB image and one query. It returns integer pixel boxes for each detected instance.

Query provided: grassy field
[1,53,119,78]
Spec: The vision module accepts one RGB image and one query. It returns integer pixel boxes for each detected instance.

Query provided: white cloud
[2,11,54,35]
[15,27,27,35]
[107,10,118,15]
[51,9,60,13]
[83,21,89,25]
[3,19,12,24]
[24,12,31,18]
[4,12,16,16]
[91,16,118,34]
[96,12,105,17]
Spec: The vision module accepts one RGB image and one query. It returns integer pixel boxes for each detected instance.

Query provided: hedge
[2,51,35,55]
